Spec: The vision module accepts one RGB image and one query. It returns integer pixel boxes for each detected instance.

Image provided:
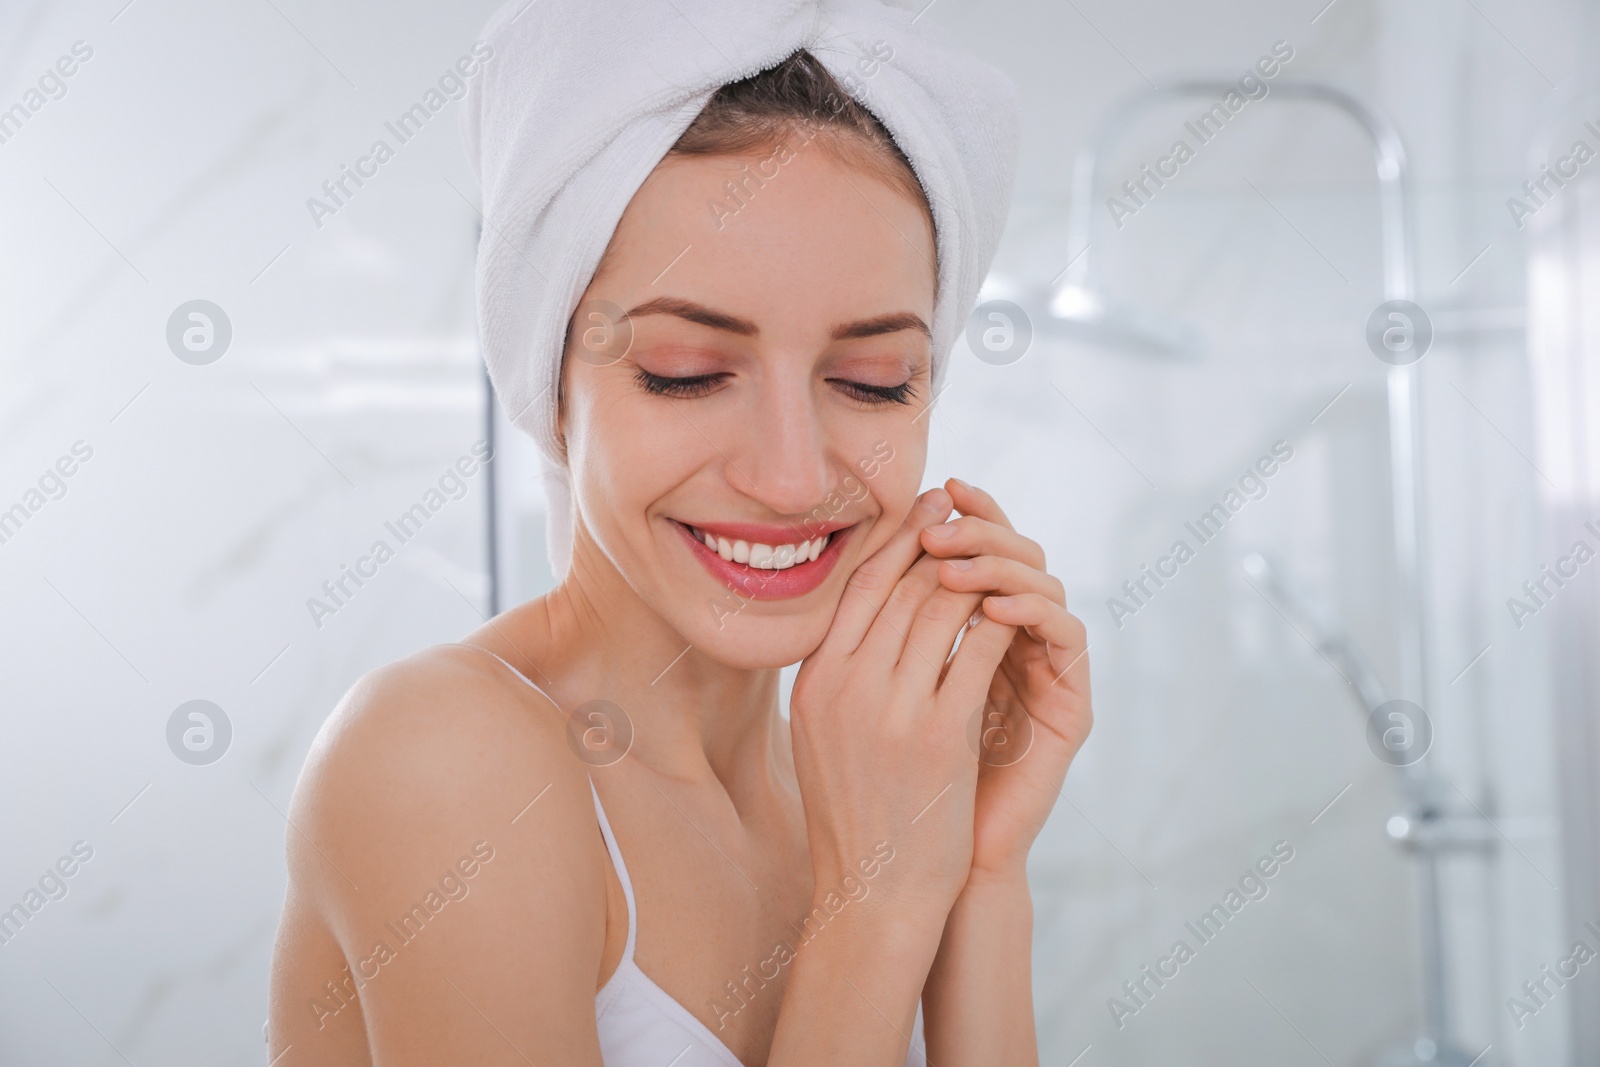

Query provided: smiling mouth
[681,525,833,570]
[671,519,857,600]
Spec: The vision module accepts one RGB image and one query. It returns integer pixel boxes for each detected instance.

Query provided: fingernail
[946,558,974,570]
[988,594,1016,606]
[920,490,950,512]
[926,522,958,539]
[951,477,973,492]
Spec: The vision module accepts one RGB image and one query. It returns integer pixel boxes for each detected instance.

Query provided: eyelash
[633,370,915,406]
[832,380,915,406]
[634,370,726,398]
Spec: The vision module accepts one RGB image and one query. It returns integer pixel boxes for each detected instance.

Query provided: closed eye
[831,379,915,406]
[636,370,914,406]
[634,369,730,398]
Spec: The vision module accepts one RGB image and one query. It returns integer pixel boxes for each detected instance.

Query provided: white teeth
[691,527,832,570]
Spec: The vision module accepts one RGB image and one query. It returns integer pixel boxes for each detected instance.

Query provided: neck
[511,533,788,797]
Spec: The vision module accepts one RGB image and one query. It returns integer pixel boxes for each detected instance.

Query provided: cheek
[564,370,696,546]
[852,429,927,551]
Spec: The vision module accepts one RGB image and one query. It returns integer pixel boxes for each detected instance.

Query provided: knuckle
[888,576,927,611]
[918,593,962,624]
[848,562,889,594]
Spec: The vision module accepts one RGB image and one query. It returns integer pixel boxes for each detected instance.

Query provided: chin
[678,610,835,671]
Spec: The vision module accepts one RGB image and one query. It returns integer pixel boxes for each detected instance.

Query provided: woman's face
[560,138,937,669]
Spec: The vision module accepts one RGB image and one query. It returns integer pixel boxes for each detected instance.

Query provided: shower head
[1045,282,1204,360]
[978,273,1203,360]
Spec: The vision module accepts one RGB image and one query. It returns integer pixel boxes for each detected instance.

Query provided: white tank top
[586,777,927,1067]
[460,644,928,1066]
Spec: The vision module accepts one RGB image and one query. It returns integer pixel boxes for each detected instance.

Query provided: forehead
[592,146,936,343]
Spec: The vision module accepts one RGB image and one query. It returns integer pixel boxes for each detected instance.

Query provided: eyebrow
[624,296,931,342]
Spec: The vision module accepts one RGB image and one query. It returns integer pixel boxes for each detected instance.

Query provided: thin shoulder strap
[587,774,638,962]
[446,642,563,711]
[451,643,638,963]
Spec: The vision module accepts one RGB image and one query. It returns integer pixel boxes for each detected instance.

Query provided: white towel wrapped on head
[461,0,1021,579]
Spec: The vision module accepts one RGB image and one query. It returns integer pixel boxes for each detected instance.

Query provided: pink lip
[673,520,855,601]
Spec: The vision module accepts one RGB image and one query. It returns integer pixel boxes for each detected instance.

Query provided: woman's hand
[789,487,1018,931]
[918,478,1093,886]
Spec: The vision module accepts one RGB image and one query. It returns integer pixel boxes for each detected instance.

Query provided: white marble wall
[0,0,1590,1064]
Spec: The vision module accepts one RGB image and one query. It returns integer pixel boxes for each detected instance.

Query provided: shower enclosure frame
[1524,81,1600,1067]
[1050,80,1463,1060]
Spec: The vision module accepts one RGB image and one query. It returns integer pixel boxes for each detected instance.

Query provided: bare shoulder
[274,642,610,1063]
[286,642,595,913]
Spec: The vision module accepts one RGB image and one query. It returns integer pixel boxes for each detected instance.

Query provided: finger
[920,515,1045,569]
[824,488,953,654]
[981,594,1090,691]
[937,555,1065,607]
[937,614,1017,710]
[854,553,946,666]
[944,477,1014,530]
[896,583,986,686]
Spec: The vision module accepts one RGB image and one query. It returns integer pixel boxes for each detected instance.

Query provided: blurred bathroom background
[2,0,1597,1063]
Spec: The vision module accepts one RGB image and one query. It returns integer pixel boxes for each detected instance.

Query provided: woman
[267,23,1092,1067]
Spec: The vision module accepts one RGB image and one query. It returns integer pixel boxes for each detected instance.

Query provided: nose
[725,373,835,517]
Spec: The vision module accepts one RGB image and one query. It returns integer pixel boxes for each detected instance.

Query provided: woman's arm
[914,478,1097,1065]
[268,647,610,1067]
[769,488,1019,1065]
[922,874,1038,1066]
[768,901,946,1064]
